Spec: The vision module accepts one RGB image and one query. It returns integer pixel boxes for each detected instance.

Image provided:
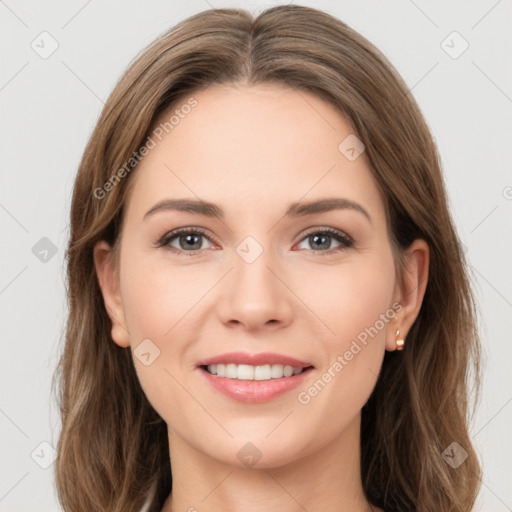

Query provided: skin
[94,83,429,512]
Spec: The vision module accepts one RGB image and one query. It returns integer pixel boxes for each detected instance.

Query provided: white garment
[139,492,153,512]
[139,480,158,512]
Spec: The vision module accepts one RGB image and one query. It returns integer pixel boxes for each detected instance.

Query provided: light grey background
[1,1,511,511]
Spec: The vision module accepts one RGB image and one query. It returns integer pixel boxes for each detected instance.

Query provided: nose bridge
[233,233,279,302]
[216,233,292,328]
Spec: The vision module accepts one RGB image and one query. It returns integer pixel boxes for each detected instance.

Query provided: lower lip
[198,366,315,403]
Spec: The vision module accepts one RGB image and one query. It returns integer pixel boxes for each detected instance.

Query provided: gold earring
[395,329,405,351]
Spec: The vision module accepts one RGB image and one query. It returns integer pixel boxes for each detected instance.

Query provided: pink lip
[196,351,313,368]
[199,366,315,403]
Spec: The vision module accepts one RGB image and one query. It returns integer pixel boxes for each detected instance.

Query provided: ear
[93,240,130,348]
[386,239,429,351]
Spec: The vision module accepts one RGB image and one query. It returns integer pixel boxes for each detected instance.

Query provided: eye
[155,226,353,256]
[295,227,353,254]
[156,227,217,255]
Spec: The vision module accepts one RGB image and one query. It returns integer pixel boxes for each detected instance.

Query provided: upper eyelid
[159,225,352,249]
[164,226,220,245]
[296,226,352,242]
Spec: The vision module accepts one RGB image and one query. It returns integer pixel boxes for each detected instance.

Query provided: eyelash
[155,226,354,256]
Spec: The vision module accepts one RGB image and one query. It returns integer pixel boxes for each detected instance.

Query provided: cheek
[293,250,394,384]
[120,254,205,341]
[294,251,395,419]
[295,250,396,348]
[119,258,202,424]
[333,266,395,343]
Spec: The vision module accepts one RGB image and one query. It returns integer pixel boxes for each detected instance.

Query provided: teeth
[206,363,306,380]
[271,364,284,378]
[226,363,237,378]
[254,364,270,380]
[237,364,254,380]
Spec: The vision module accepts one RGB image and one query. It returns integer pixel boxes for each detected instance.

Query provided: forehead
[124,83,385,225]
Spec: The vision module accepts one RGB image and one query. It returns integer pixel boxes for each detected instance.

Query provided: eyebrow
[143,197,371,223]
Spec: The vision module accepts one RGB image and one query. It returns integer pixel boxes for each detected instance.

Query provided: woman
[53,5,482,511]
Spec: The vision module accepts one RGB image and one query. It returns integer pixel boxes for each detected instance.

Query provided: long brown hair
[53,5,482,511]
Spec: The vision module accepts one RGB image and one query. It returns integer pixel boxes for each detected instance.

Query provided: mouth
[200,363,314,380]
[196,351,315,403]
[196,351,315,380]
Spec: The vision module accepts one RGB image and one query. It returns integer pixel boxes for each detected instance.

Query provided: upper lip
[197,351,314,368]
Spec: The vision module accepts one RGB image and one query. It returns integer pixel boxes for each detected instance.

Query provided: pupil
[178,233,333,251]
[181,234,201,249]
[311,234,330,250]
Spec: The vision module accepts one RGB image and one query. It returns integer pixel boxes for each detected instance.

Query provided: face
[96,83,417,468]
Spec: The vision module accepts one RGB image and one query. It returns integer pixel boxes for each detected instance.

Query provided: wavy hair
[53,5,482,511]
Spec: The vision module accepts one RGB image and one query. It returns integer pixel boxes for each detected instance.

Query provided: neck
[161,413,380,512]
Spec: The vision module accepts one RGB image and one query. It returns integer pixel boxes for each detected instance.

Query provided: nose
[216,244,294,332]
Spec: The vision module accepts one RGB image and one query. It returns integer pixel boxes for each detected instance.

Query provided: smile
[198,364,315,403]
[203,363,309,380]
